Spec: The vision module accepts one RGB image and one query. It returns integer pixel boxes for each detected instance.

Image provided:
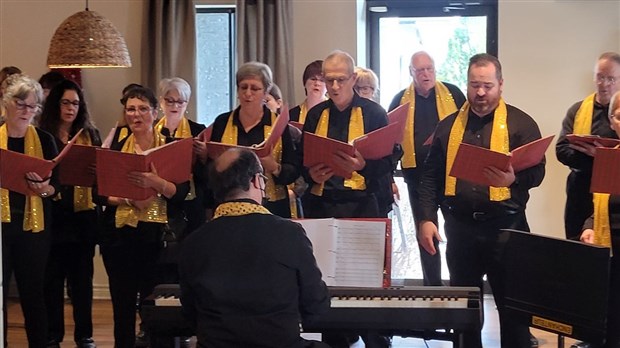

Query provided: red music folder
[58,144,97,187]
[289,121,304,130]
[387,102,409,144]
[0,129,82,195]
[303,132,356,179]
[294,217,392,288]
[303,124,401,178]
[567,134,620,148]
[96,138,193,200]
[591,147,620,194]
[203,108,290,160]
[449,135,554,186]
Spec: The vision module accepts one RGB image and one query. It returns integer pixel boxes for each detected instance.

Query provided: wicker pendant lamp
[47,1,131,68]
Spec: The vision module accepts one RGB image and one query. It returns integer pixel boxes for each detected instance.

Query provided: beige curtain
[237,0,294,106]
[141,0,197,118]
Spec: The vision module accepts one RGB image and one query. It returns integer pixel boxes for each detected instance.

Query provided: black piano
[498,229,610,347]
[142,284,482,347]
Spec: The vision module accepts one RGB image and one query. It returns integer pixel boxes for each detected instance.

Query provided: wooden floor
[6,296,578,347]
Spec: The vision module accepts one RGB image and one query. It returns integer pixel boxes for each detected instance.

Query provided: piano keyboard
[331,295,469,308]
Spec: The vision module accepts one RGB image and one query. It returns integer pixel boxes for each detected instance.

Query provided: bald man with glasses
[388,51,466,287]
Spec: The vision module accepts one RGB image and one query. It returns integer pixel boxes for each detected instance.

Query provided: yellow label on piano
[532,316,573,335]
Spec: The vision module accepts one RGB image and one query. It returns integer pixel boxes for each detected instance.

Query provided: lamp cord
[85,0,89,11]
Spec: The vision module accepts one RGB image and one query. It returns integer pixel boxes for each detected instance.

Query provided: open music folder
[294,218,392,288]
[96,137,193,200]
[201,107,290,160]
[591,146,620,194]
[0,129,82,195]
[449,135,554,186]
[58,144,97,187]
[567,134,620,148]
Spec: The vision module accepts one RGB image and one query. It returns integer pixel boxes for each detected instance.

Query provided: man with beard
[416,53,545,348]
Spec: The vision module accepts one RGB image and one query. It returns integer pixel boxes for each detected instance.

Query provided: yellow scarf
[0,124,46,232]
[212,201,271,219]
[445,100,510,201]
[154,116,197,201]
[221,110,286,201]
[72,132,95,212]
[298,102,308,124]
[576,93,612,247]
[400,82,458,168]
[310,106,366,196]
[114,132,169,228]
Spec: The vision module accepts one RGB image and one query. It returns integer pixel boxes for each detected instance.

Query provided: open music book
[58,144,97,187]
[295,218,391,288]
[96,137,193,200]
[567,134,620,148]
[591,147,620,194]
[449,135,554,186]
[303,105,408,178]
[199,107,290,160]
[0,129,82,195]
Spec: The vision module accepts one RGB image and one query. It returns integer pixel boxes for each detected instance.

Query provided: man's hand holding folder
[449,135,554,187]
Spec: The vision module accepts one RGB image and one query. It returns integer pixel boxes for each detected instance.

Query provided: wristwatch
[40,190,50,198]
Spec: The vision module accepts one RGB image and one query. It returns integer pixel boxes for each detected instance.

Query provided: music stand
[497,229,610,347]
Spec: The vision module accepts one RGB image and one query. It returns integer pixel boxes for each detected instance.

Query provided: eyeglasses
[163,98,187,107]
[60,99,80,108]
[239,84,264,93]
[324,75,352,86]
[13,99,40,112]
[257,172,268,182]
[412,67,435,75]
[125,106,153,115]
[356,86,375,93]
[596,75,620,85]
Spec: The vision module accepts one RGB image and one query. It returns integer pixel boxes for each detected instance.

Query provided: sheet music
[333,219,386,287]
[297,219,338,286]
[296,218,386,288]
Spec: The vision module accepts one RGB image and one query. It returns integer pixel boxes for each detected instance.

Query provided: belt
[442,204,521,222]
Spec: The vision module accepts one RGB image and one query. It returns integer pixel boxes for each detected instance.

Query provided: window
[367,0,498,282]
[195,6,236,126]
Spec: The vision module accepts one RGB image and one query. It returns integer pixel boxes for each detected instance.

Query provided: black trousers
[2,217,51,348]
[44,241,95,343]
[564,171,594,240]
[443,210,531,348]
[406,183,442,286]
[302,193,380,219]
[101,238,161,348]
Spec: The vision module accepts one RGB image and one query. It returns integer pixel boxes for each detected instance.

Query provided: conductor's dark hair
[208,148,262,202]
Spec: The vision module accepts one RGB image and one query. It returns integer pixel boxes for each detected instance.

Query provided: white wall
[498,0,620,237]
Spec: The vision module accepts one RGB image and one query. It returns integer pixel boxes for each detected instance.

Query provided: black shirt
[211,106,299,187]
[178,199,329,348]
[388,82,466,185]
[301,93,394,195]
[556,98,617,172]
[418,105,545,222]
